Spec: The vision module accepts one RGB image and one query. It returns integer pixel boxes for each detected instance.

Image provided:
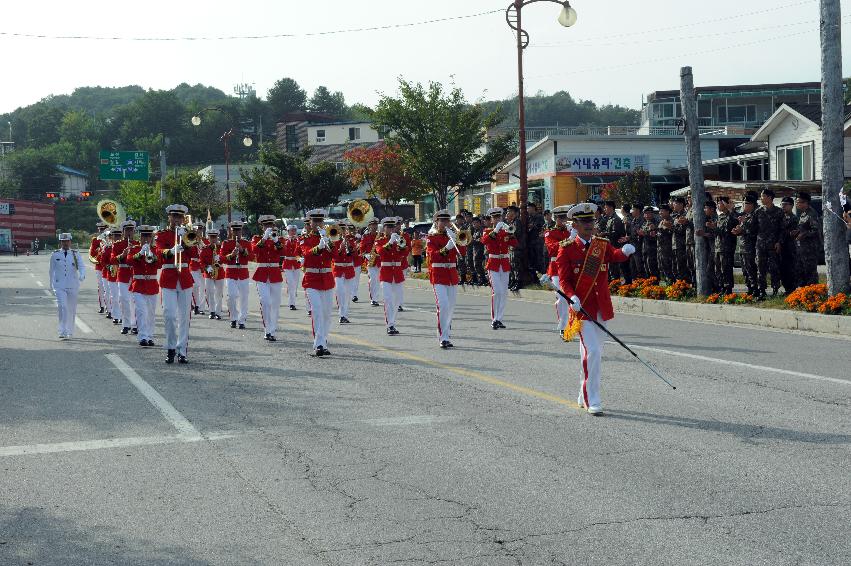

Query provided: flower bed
[785,284,851,315]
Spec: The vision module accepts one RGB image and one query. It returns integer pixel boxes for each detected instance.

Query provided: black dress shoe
[387,326,399,335]
[177,355,188,364]
[198,309,206,315]
[340,317,350,324]
[307,310,312,317]
[166,349,176,364]
[289,305,297,311]
[121,327,130,334]
[139,341,146,347]
[445,341,454,348]
[193,306,200,315]
[113,318,121,325]
[352,296,359,303]
[320,346,331,356]
[147,340,156,347]
[440,340,449,349]
[264,333,271,341]
[209,312,216,319]
[371,301,380,307]
[131,328,138,335]
[106,313,112,319]
[214,313,222,320]
[314,347,325,357]
[267,335,276,342]
[491,321,499,330]
[98,307,105,314]
[238,323,245,330]
[231,321,237,328]
[397,306,404,312]
[496,321,506,329]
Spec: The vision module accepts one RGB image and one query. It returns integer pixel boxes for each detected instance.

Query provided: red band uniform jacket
[426,232,466,286]
[219,238,252,280]
[251,236,284,283]
[300,232,335,291]
[155,230,199,290]
[481,228,518,272]
[555,237,629,322]
[128,244,162,294]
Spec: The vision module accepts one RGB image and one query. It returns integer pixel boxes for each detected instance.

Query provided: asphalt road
[1,254,849,566]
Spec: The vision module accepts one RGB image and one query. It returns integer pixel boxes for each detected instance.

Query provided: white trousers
[96,272,106,309]
[488,269,510,323]
[551,275,569,332]
[133,292,157,341]
[335,276,353,318]
[306,288,333,349]
[367,267,381,302]
[351,270,362,298]
[205,278,224,314]
[118,281,136,328]
[257,281,282,336]
[381,282,404,328]
[162,283,192,355]
[191,270,204,309]
[283,269,301,307]
[226,278,249,324]
[54,287,79,336]
[432,284,457,344]
[109,280,120,319]
[577,314,606,409]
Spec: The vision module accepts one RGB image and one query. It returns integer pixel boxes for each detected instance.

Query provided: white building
[57,165,89,197]
[306,121,386,147]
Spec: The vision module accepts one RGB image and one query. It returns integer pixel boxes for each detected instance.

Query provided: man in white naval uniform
[49,233,86,339]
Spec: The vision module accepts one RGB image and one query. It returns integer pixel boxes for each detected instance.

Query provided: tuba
[325,223,343,242]
[347,199,374,228]
[96,199,125,227]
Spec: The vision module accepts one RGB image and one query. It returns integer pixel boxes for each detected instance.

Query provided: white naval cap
[58,233,72,241]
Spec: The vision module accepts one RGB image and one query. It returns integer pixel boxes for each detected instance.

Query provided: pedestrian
[526,202,547,280]
[49,233,85,339]
[794,192,821,286]
[469,218,487,285]
[555,202,635,415]
[544,209,554,230]
[482,207,518,330]
[639,206,659,279]
[656,204,675,282]
[713,197,739,294]
[12,239,18,256]
[695,200,718,291]
[33,237,40,255]
[779,196,799,294]
[732,194,759,295]
[753,188,784,300]
[671,197,690,282]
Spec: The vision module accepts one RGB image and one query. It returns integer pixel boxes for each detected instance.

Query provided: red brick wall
[0,199,56,250]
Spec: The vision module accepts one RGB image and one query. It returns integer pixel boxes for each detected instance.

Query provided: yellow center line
[281,318,583,412]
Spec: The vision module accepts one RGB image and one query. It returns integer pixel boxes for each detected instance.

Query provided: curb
[401,276,851,337]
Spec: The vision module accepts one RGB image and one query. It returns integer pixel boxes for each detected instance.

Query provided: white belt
[305,267,332,274]
[224,264,247,269]
[255,263,279,268]
[490,254,510,259]
[430,263,454,268]
[550,257,558,262]
[119,263,131,268]
[162,263,188,269]
[334,262,354,267]
[133,274,157,280]
[382,262,402,267]
[284,257,298,261]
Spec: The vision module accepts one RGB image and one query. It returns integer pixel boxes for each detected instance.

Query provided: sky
[1,0,850,115]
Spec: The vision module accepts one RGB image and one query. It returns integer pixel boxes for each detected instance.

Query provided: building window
[335,162,346,171]
[777,143,814,181]
[315,129,326,143]
[718,105,756,124]
[348,127,361,141]
[285,124,298,153]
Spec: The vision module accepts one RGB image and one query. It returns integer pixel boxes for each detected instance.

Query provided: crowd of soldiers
[592,189,824,300]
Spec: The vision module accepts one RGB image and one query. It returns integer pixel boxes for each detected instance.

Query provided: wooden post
[820,0,850,294]
[680,66,710,296]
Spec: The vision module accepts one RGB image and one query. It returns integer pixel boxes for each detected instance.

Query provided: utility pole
[820,0,850,295]
[680,66,710,296]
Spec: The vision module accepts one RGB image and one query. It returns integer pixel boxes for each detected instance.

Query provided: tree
[267,77,307,120]
[161,171,226,220]
[344,143,427,215]
[118,180,164,225]
[308,86,347,118]
[0,146,63,198]
[604,167,653,207]
[372,79,514,210]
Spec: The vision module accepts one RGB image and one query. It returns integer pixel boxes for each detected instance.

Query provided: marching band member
[111,220,139,335]
[220,221,252,330]
[281,224,302,310]
[199,229,225,320]
[426,210,466,348]
[252,215,284,341]
[376,217,407,335]
[102,230,121,324]
[331,220,357,324]
[482,207,518,330]
[301,209,335,356]
[394,217,410,312]
[49,233,85,339]
[89,221,108,313]
[360,218,382,307]
[555,203,635,415]
[544,205,575,337]
[345,222,363,303]
[155,204,198,364]
[190,221,208,316]
[128,225,160,347]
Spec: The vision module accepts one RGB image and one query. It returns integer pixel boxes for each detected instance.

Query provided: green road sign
[99,151,149,181]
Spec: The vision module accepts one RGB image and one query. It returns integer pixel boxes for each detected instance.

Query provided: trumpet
[449,223,472,246]
[504,223,517,235]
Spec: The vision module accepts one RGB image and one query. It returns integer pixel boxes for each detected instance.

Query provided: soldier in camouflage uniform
[628,204,645,279]
[732,194,759,295]
[454,211,471,284]
[794,192,821,286]
[639,206,659,278]
[656,204,675,282]
[671,197,690,282]
[713,196,739,294]
[604,201,627,282]
[685,199,697,284]
[779,196,799,294]
[469,216,488,286]
[695,199,718,292]
[753,188,784,300]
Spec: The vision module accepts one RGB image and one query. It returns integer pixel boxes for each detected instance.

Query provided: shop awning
[650,175,688,185]
[575,176,621,185]
[491,182,520,194]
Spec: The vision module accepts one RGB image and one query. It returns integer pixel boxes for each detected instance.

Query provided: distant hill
[482,90,640,128]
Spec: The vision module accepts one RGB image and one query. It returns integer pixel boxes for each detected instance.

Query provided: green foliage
[372,79,514,210]
[44,86,147,115]
[607,168,653,207]
[308,86,347,118]
[171,83,229,106]
[55,199,102,232]
[160,171,225,220]
[0,146,64,198]
[267,77,307,120]
[118,180,163,225]
[481,90,640,128]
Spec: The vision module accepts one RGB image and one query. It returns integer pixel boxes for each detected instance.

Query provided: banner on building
[556,154,649,174]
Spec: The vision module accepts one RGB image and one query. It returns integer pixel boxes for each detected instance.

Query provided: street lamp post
[506,0,576,284]
[191,110,253,223]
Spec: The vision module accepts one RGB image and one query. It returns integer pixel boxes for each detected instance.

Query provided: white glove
[569,295,581,312]
[213,254,220,262]
[317,238,329,250]
[445,237,457,251]
[171,244,183,255]
[262,227,273,240]
[272,235,279,243]
[318,229,327,238]
[390,233,400,244]
[177,227,186,237]
[78,272,86,282]
[206,266,213,275]
[622,243,636,256]
[495,222,505,232]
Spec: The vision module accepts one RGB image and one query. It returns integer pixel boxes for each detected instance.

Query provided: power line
[0,9,501,41]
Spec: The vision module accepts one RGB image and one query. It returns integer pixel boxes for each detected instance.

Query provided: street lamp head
[558,2,577,27]
[242,136,253,147]
[191,115,202,126]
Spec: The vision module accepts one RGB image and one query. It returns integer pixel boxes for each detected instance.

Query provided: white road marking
[42,290,53,297]
[619,343,850,387]
[75,316,93,334]
[105,353,201,438]
[360,415,456,426]
[0,432,238,458]
[35,280,44,287]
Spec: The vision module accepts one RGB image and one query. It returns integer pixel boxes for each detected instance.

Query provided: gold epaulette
[559,236,576,248]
